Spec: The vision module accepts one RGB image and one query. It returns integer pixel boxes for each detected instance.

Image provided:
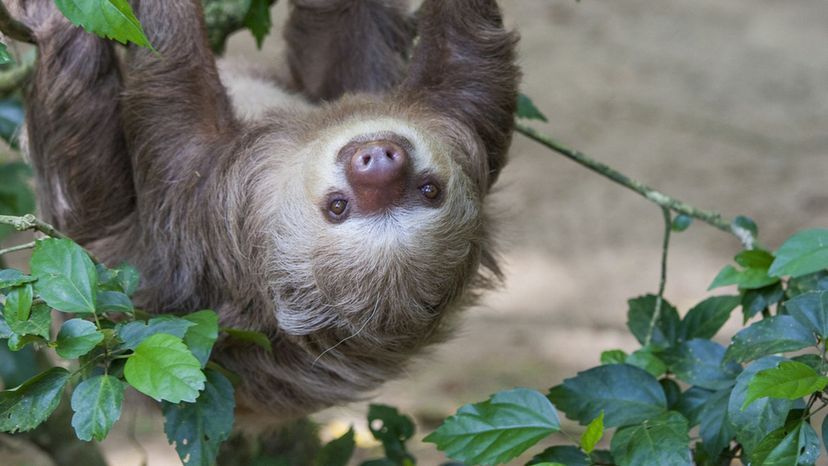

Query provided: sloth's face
[256,101,491,344]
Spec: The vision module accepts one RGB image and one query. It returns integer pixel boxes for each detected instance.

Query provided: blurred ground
[4,0,828,464]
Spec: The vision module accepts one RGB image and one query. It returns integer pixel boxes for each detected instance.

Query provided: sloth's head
[249,99,498,349]
[238,1,518,356]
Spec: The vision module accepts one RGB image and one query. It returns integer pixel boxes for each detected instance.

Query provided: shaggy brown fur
[10,0,520,420]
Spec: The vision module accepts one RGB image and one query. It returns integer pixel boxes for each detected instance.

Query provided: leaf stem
[644,208,672,347]
[0,2,35,44]
[0,240,34,257]
[515,123,755,248]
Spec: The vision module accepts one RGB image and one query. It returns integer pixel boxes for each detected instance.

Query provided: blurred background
[3,0,828,464]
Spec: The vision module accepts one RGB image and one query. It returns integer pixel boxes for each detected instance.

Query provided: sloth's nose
[346,140,409,213]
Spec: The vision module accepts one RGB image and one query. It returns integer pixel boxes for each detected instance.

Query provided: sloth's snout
[346,140,409,213]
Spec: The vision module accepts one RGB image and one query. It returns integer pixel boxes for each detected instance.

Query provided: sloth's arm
[122,0,240,195]
[284,0,414,101]
[20,2,134,243]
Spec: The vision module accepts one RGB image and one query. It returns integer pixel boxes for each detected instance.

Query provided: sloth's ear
[401,0,520,190]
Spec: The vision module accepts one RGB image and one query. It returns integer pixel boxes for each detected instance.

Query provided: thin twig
[0,1,35,44]
[0,240,34,257]
[0,213,68,239]
[515,123,755,248]
[644,208,672,347]
[0,214,101,263]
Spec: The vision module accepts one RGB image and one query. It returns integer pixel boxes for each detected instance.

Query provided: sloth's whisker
[312,299,381,367]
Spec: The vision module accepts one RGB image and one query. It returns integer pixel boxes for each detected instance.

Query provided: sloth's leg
[18,1,134,243]
[284,0,414,102]
[402,0,520,190]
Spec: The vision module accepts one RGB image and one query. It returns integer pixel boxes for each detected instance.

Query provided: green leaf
[724,315,816,363]
[661,339,741,390]
[3,284,52,340]
[580,411,604,454]
[0,344,39,387]
[517,94,548,122]
[626,295,680,349]
[183,310,219,368]
[162,369,235,466]
[671,214,693,232]
[732,215,759,239]
[791,354,823,372]
[609,411,691,466]
[744,361,828,409]
[697,388,735,458]
[0,100,24,148]
[315,427,355,466]
[70,375,124,441]
[425,388,559,465]
[784,290,828,339]
[0,269,35,289]
[787,271,828,298]
[54,0,152,48]
[735,249,775,269]
[30,238,97,314]
[750,421,820,466]
[222,327,272,352]
[742,283,785,322]
[244,0,272,49]
[625,348,667,378]
[727,356,794,455]
[124,333,206,403]
[674,386,714,426]
[526,446,589,466]
[3,284,33,326]
[600,349,627,365]
[548,364,666,428]
[0,42,12,65]
[5,299,51,341]
[368,404,416,463]
[709,264,779,290]
[56,318,104,359]
[769,229,828,278]
[0,367,70,433]
[821,415,828,465]
[116,315,196,350]
[114,264,140,296]
[96,291,134,313]
[660,379,681,410]
[678,295,740,341]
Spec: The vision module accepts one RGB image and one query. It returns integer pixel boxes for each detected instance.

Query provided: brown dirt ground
[4,0,828,464]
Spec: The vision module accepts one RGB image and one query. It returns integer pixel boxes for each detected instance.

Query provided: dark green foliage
[516,94,548,122]
[425,389,560,465]
[549,364,666,428]
[53,0,152,48]
[315,427,356,466]
[367,404,417,465]
[163,369,235,466]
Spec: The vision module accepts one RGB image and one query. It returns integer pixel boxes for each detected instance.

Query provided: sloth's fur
[12,0,519,420]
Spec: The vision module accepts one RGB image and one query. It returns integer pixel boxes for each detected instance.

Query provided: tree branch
[516,123,755,249]
[0,214,101,263]
[0,2,35,44]
[644,208,672,347]
[0,240,34,257]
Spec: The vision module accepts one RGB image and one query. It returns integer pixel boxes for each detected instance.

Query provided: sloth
[10,0,519,420]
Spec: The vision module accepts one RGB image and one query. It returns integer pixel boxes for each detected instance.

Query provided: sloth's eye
[329,199,348,216]
[419,183,440,200]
